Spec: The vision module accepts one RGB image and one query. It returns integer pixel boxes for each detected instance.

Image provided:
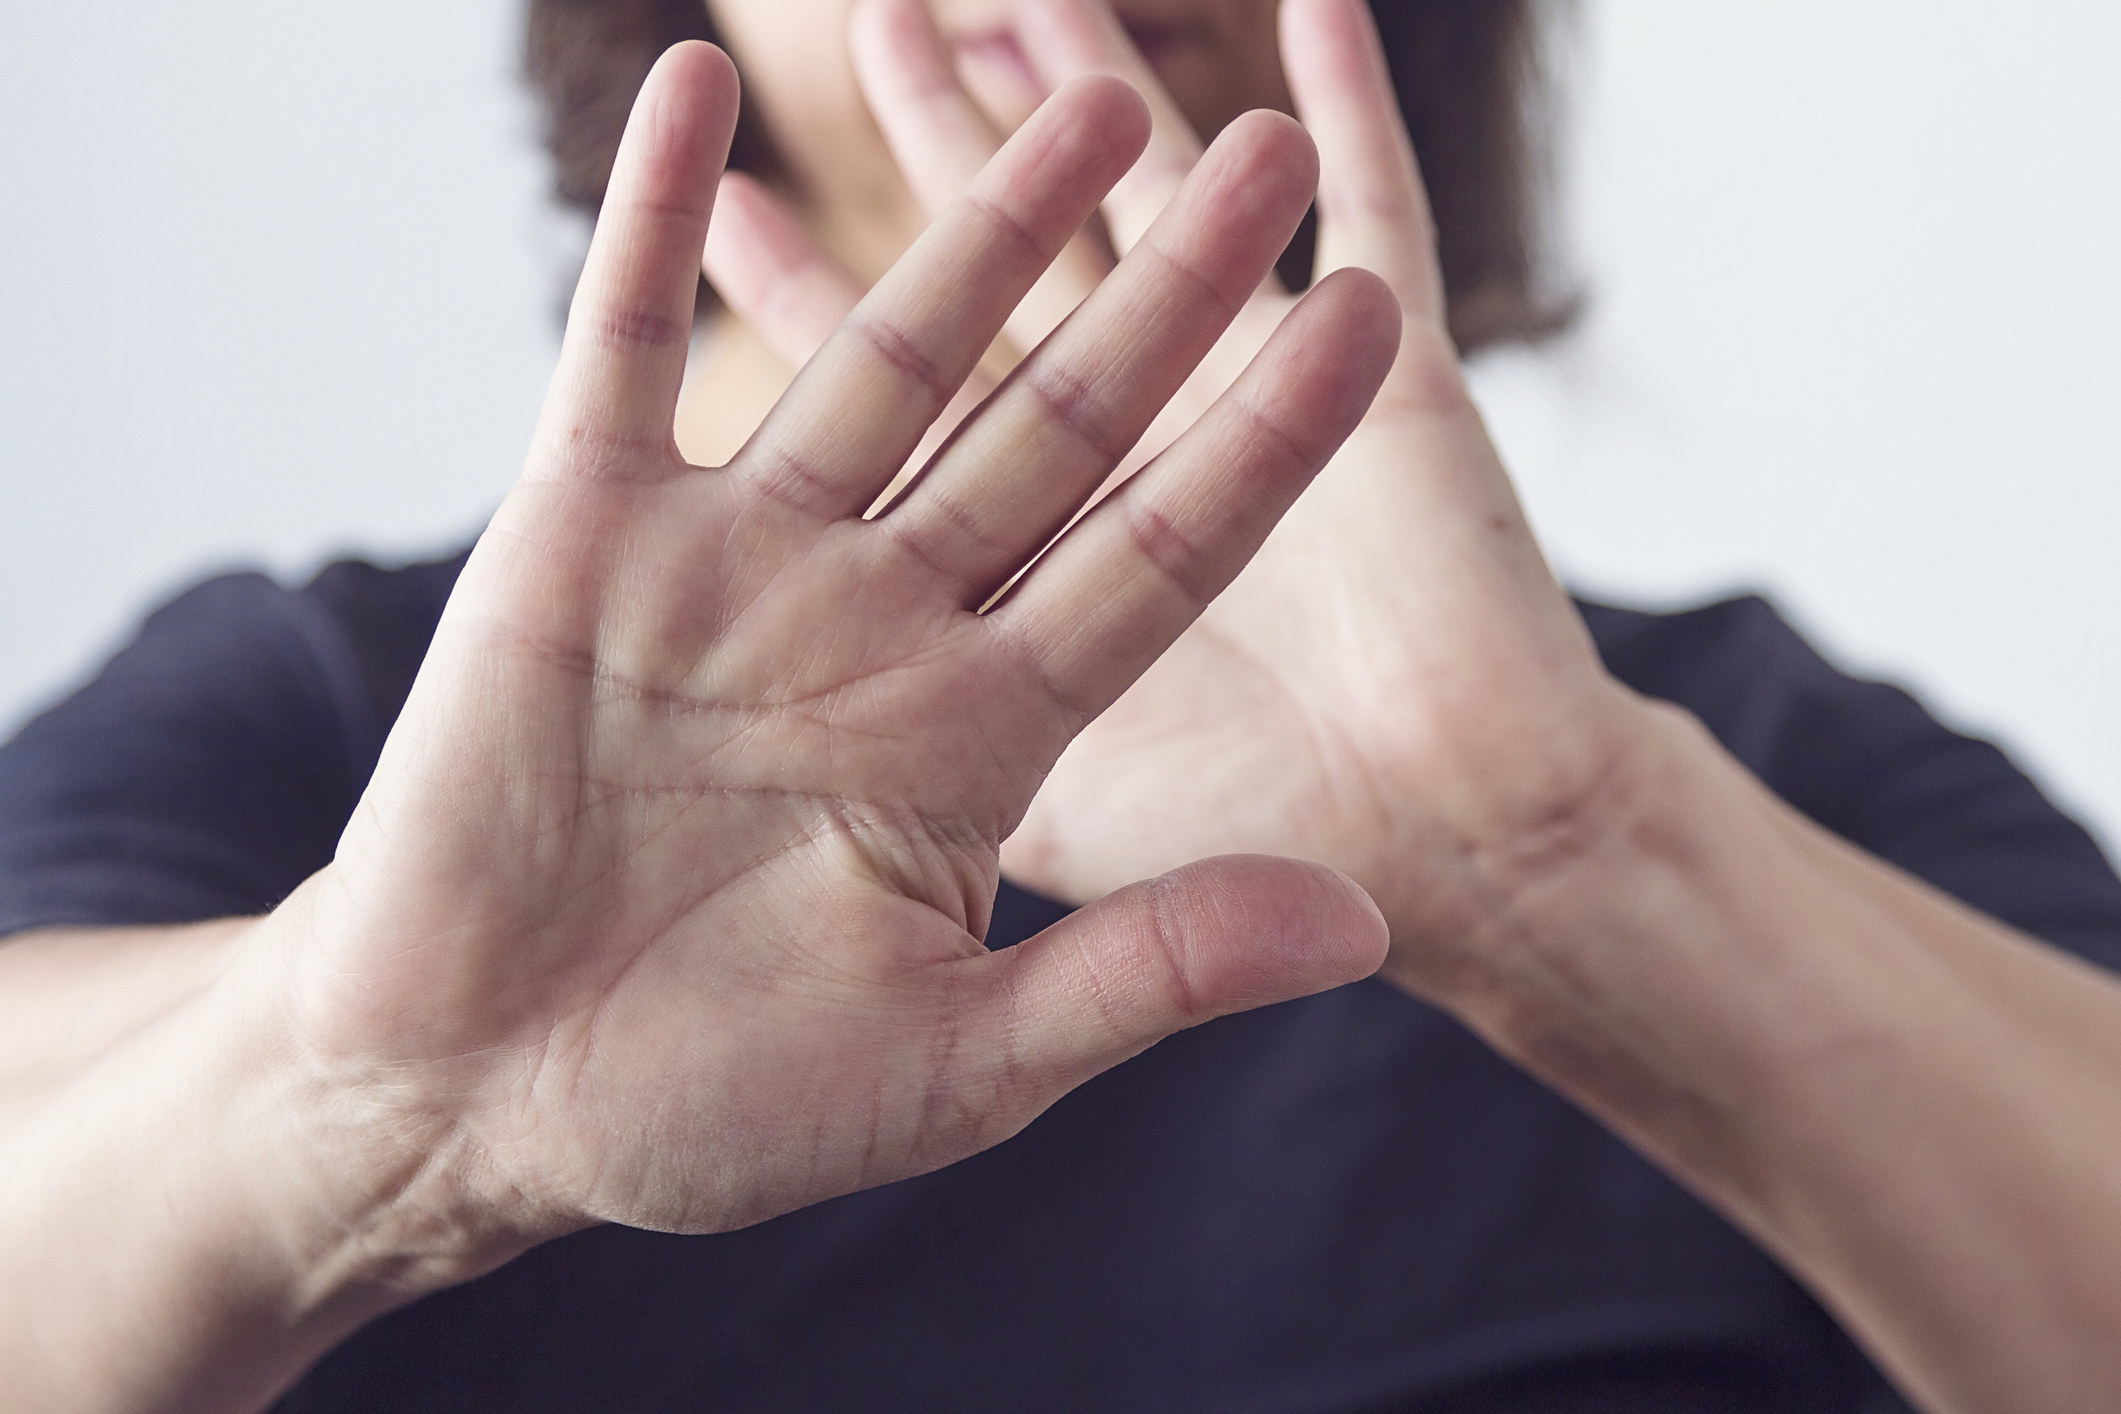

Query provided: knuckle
[982,612,1097,728]
[962,190,1053,267]
[1022,361,1131,466]
[847,314,957,413]
[1231,389,1319,477]
[883,486,1006,586]
[1138,875,1205,1022]
[739,441,844,517]
[546,423,677,484]
[1123,498,1217,610]
[1320,174,1427,233]
[1140,240,1245,322]
[590,304,690,355]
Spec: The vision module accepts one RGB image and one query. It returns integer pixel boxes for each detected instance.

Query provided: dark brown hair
[523,0,1572,352]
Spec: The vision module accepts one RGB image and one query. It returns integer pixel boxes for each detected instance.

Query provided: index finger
[851,0,1011,220]
[851,0,1113,353]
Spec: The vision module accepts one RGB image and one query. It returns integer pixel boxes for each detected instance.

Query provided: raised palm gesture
[0,38,1408,1414]
[708,0,1642,983]
[272,39,1397,1259]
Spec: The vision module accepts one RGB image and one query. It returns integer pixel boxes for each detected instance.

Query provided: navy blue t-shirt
[4,549,2119,1413]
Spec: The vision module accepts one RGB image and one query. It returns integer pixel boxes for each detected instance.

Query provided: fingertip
[715,167,764,204]
[1306,862,1394,980]
[626,40,741,196]
[1312,266,1406,358]
[655,38,742,123]
[950,852,1382,1163]
[1000,73,1150,206]
[1053,71,1154,161]
[1189,108,1319,240]
[1224,106,1321,185]
[1289,268,1403,406]
[1148,855,1388,1014]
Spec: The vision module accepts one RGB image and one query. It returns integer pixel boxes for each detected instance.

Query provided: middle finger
[734,75,1147,520]
[878,110,1319,606]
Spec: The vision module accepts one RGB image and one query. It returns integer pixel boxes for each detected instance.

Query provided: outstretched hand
[262,39,1395,1269]
[707,0,1650,988]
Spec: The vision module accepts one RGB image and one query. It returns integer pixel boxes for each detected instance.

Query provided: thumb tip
[1149,853,1390,1010]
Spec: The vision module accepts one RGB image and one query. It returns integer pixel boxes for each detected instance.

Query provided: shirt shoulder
[0,547,467,936]
[1577,593,2121,969]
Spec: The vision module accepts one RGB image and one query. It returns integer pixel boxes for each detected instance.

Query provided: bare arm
[0,924,242,1114]
[0,910,430,1414]
[1424,704,2121,1414]
[785,1,2121,1408]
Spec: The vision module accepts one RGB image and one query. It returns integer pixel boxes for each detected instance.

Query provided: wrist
[1380,682,2121,1414]
[1385,691,1930,1199]
[1371,680,1688,1006]
[0,894,525,1413]
[225,879,548,1300]
[1371,690,1832,1166]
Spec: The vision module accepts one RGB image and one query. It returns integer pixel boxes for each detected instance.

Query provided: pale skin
[0,39,1403,1414]
[4,3,2121,1414]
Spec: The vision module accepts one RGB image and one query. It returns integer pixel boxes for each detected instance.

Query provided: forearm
[0,906,487,1414]
[0,921,247,1116]
[1407,701,2121,1414]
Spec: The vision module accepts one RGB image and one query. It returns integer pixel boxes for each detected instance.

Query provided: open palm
[264,41,1394,1269]
[713,0,1645,985]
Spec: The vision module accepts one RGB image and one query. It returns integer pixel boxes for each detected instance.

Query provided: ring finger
[881,110,1320,605]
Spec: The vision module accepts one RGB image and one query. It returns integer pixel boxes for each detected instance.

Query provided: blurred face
[705,0,1290,278]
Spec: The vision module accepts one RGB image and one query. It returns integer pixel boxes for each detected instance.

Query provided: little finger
[536,43,738,477]
[1281,0,1445,327]
[881,111,1320,604]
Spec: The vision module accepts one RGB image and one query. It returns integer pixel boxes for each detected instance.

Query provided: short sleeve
[0,571,384,936]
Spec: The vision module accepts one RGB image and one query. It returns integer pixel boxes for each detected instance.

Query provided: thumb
[966,855,1388,1119]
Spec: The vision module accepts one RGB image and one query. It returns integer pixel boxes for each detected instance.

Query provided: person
[2,2,2119,1413]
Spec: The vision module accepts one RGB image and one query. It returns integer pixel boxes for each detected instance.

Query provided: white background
[3,2,2118,846]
